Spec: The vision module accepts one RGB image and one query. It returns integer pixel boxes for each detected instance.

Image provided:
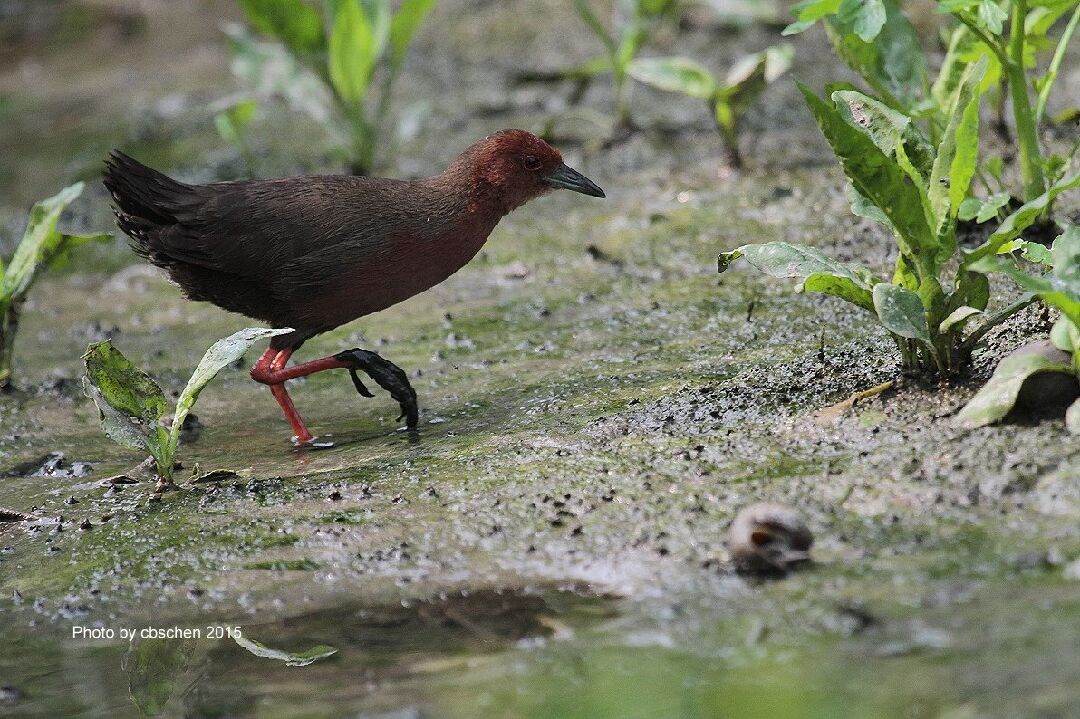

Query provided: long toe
[335,349,420,430]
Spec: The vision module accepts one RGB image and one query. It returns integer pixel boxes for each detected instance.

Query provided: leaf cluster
[959,225,1080,432]
[83,328,291,484]
[0,183,111,389]
[628,44,794,166]
[784,0,1080,206]
[570,0,679,124]
[719,58,1080,376]
[230,0,436,173]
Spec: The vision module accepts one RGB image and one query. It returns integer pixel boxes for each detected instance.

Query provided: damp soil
[1,1,1079,717]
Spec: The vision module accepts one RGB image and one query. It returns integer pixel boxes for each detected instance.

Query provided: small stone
[79,520,93,531]
[328,490,343,501]
[729,503,814,577]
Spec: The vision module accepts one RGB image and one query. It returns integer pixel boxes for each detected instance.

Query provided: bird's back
[104,153,482,343]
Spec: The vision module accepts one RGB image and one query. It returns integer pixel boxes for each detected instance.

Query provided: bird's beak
[544,163,605,198]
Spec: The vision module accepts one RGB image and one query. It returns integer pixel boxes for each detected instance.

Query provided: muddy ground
[1,1,1079,717]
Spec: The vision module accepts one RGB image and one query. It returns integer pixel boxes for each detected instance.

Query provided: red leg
[250,347,350,445]
[250,345,420,442]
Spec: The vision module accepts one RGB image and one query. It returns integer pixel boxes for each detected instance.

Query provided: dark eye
[523,155,541,171]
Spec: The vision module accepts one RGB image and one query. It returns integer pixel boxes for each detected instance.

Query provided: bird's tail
[102,151,195,260]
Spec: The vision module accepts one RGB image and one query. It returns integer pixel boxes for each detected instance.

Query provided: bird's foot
[334,349,419,430]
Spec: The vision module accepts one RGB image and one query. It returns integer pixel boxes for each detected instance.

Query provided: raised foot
[334,348,419,430]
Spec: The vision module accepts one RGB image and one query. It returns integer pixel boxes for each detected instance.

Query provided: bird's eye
[523,155,542,171]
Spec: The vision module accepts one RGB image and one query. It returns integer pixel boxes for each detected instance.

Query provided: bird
[103,129,605,445]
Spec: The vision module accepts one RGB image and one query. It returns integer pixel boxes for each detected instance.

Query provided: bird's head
[457,129,605,215]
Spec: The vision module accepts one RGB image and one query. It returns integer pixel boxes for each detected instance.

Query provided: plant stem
[1007,0,1046,201]
[0,300,18,392]
[960,292,1038,353]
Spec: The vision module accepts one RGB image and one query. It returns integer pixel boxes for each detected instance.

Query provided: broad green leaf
[848,184,894,230]
[932,25,1002,113]
[837,0,887,42]
[83,341,170,466]
[783,0,842,34]
[1050,317,1079,353]
[234,636,337,666]
[965,171,1080,265]
[996,238,1054,266]
[873,283,930,341]
[975,192,1011,223]
[628,57,717,99]
[928,55,985,260]
[239,0,324,56]
[764,44,795,82]
[719,242,877,311]
[800,83,934,260]
[1053,224,1080,287]
[169,327,292,453]
[832,90,934,180]
[823,0,927,113]
[957,350,1075,428]
[328,0,377,105]
[958,196,983,221]
[2,183,111,300]
[389,0,435,69]
[939,305,983,333]
[361,0,391,63]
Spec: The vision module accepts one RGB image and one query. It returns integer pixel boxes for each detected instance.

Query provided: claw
[335,348,420,430]
[348,368,375,398]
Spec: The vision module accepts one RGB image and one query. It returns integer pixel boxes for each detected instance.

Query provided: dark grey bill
[544,164,605,198]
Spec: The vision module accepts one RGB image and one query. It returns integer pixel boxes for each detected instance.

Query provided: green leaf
[832,90,934,180]
[849,184,894,230]
[783,0,842,34]
[939,305,983,333]
[168,327,292,455]
[83,340,171,470]
[928,55,985,260]
[214,98,258,146]
[971,257,1080,327]
[823,0,927,112]
[800,83,934,260]
[328,0,377,105]
[965,171,1080,265]
[239,0,324,56]
[1067,397,1080,434]
[975,192,1011,223]
[837,0,887,42]
[1,183,111,300]
[1050,317,1079,353]
[873,283,930,341]
[628,57,717,99]
[996,238,1054,266]
[932,25,1002,114]
[719,242,878,311]
[388,0,434,69]
[234,636,338,666]
[958,196,983,221]
[957,350,1075,428]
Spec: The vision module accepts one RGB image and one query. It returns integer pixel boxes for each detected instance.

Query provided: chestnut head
[460,129,605,214]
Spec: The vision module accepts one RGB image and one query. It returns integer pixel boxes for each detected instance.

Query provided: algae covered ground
[1,1,1079,717]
